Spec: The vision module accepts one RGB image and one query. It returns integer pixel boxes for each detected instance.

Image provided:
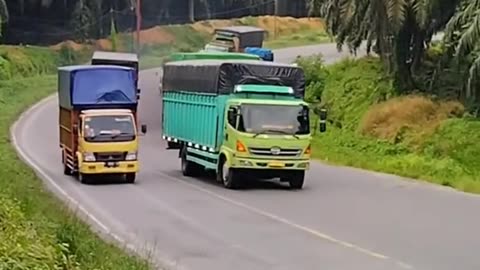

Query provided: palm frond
[386,0,408,32]
[466,54,480,101]
[456,12,480,57]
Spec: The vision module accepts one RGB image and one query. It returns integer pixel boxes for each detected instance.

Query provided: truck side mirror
[141,124,147,134]
[319,109,327,133]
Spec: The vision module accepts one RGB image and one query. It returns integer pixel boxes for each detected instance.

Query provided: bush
[321,57,396,130]
[0,45,88,79]
[359,95,464,147]
[308,56,480,194]
[296,54,328,103]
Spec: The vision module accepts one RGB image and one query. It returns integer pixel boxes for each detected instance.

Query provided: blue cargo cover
[244,47,273,61]
[58,65,137,109]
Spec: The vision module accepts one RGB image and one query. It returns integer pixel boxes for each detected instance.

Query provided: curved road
[12,43,480,270]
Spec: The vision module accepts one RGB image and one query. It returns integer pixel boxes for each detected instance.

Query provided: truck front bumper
[79,161,139,174]
[230,156,310,170]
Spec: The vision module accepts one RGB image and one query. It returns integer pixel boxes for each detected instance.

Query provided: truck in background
[91,51,141,100]
[168,51,261,62]
[161,59,327,189]
[204,26,274,61]
[58,65,147,184]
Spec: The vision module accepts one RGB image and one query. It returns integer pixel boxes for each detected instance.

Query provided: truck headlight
[83,152,95,162]
[125,152,137,161]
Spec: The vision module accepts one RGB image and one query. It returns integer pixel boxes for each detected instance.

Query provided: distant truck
[161,59,327,189]
[91,51,141,100]
[58,65,147,184]
[204,26,274,61]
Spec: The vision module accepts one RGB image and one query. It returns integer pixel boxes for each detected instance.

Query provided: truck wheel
[125,173,136,184]
[218,158,240,189]
[63,162,73,176]
[78,173,91,185]
[181,148,201,177]
[287,171,305,190]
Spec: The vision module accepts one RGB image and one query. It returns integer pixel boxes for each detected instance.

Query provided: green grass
[298,55,480,194]
[0,47,152,269]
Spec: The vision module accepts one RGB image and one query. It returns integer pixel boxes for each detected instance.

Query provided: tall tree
[308,0,459,92]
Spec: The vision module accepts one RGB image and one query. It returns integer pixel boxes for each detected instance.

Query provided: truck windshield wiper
[252,129,299,139]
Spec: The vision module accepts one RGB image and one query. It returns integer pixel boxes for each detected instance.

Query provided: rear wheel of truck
[181,148,202,177]
[285,171,305,190]
[62,152,73,176]
[125,173,136,184]
[218,157,241,189]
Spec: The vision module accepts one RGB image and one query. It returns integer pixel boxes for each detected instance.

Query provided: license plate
[106,161,118,167]
[268,161,285,168]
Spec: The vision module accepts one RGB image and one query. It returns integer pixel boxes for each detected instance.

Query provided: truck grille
[248,147,301,157]
[94,152,126,162]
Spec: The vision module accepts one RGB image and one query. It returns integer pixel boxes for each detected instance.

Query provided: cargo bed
[162,92,227,150]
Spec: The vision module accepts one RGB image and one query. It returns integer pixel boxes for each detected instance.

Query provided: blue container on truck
[161,59,327,190]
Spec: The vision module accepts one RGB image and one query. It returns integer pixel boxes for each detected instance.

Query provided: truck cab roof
[81,108,134,116]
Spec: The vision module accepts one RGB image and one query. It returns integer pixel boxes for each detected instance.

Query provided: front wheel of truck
[218,157,241,189]
[285,171,305,190]
[125,173,136,184]
[78,173,91,185]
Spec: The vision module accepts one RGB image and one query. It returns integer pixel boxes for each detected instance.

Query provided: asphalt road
[12,42,480,270]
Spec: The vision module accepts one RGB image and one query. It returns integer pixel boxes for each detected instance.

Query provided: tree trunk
[189,0,194,22]
[393,18,416,93]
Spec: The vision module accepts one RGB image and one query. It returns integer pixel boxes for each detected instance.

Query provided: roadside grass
[299,55,480,194]
[1,48,152,268]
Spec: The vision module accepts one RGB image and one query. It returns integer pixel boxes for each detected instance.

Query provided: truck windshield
[237,104,310,135]
[83,115,136,142]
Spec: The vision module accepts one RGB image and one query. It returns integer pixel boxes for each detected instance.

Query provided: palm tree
[444,0,480,103]
[308,0,458,92]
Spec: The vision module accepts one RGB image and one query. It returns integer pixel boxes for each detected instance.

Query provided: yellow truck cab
[58,65,146,184]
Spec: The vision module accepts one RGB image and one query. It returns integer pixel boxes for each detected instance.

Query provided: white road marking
[171,175,415,269]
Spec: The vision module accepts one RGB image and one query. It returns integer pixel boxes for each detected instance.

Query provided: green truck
[167,51,261,61]
[161,59,327,189]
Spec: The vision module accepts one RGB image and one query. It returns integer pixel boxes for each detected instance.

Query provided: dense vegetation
[1,0,311,45]
[296,0,480,193]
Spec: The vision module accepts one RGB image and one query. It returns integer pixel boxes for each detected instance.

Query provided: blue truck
[58,65,147,184]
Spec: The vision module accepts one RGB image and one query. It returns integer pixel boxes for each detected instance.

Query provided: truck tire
[125,173,136,184]
[218,158,241,189]
[286,171,305,190]
[78,173,91,184]
[181,148,201,177]
[63,163,73,176]
[62,152,73,176]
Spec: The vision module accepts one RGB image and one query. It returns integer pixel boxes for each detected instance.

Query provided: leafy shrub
[295,54,328,103]
[360,95,464,147]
